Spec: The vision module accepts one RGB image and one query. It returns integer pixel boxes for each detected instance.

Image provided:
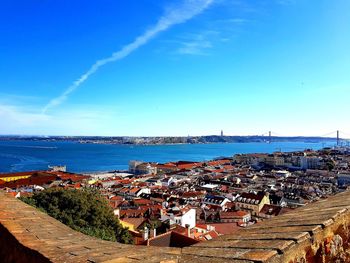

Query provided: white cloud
[177,32,215,55]
[42,0,214,113]
[215,18,248,24]
[0,103,119,136]
[0,104,49,127]
[172,14,250,56]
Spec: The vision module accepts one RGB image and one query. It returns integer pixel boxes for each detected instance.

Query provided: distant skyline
[1,0,349,136]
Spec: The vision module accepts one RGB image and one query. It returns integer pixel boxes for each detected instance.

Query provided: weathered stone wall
[0,192,180,263]
[1,191,350,262]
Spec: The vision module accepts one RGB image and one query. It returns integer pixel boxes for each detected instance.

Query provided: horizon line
[0,134,347,139]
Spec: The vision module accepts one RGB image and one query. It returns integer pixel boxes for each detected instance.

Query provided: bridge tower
[337,130,340,146]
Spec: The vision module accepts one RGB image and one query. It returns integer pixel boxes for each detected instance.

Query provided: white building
[48,165,66,172]
[120,187,151,198]
[161,177,177,187]
[300,157,321,170]
[201,184,219,191]
[160,207,196,229]
[274,170,291,178]
[202,195,231,210]
[129,160,142,173]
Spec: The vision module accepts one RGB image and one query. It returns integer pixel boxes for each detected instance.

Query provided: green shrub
[20,188,132,244]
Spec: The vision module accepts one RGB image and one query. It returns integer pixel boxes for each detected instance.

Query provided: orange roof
[163,162,177,167]
[58,174,90,182]
[207,159,231,166]
[110,195,123,201]
[119,208,149,217]
[193,229,220,241]
[0,174,57,189]
[195,224,208,230]
[176,162,202,170]
[120,179,133,184]
[156,165,178,170]
[170,225,188,236]
[0,171,41,178]
[221,210,249,217]
[129,188,140,193]
[119,188,129,193]
[148,204,162,210]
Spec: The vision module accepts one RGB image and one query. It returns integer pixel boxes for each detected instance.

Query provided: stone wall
[1,191,350,263]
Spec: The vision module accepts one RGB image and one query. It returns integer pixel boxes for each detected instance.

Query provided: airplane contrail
[42,0,214,113]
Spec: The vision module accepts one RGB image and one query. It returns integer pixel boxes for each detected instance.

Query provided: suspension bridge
[260,130,350,147]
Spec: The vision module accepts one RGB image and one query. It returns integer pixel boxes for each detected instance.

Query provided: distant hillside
[0,135,338,145]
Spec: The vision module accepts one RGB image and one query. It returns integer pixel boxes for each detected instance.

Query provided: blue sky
[0,0,349,137]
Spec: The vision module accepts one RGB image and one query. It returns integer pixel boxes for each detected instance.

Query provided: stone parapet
[1,191,350,262]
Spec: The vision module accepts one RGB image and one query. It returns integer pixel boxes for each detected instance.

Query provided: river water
[0,140,335,173]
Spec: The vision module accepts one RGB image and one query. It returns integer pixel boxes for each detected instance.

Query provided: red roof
[148,204,162,210]
[221,185,228,191]
[195,224,208,230]
[207,159,231,166]
[181,191,204,198]
[120,179,134,184]
[6,192,18,197]
[260,204,283,216]
[119,188,129,193]
[108,199,123,209]
[170,225,188,236]
[119,208,149,218]
[163,162,177,167]
[220,210,249,219]
[176,161,202,170]
[58,174,90,182]
[156,164,178,170]
[195,230,220,241]
[133,199,153,206]
[110,195,123,201]
[129,188,141,194]
[142,231,198,248]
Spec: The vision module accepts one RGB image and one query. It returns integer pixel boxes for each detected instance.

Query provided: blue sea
[0,140,336,173]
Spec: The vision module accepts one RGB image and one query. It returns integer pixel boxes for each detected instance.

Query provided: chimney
[142,226,149,241]
[185,224,191,237]
[151,228,156,238]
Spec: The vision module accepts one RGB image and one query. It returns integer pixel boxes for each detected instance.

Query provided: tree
[20,188,132,244]
[325,160,335,171]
